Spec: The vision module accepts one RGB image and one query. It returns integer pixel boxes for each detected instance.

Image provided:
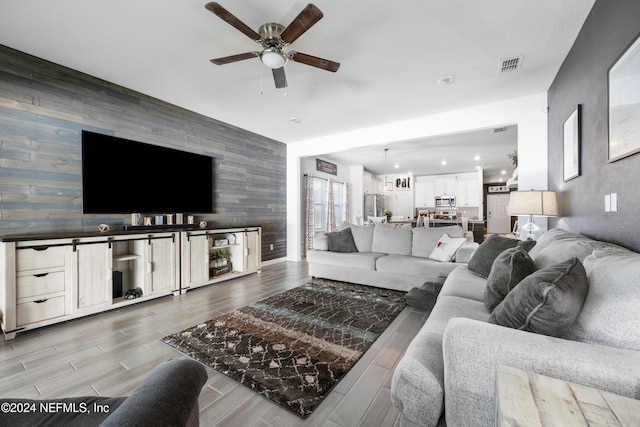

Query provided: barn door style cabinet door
[73,240,111,312]
[180,227,262,293]
[1,230,182,340]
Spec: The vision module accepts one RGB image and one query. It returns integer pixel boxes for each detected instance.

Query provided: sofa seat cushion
[412,225,465,258]
[564,247,640,351]
[391,295,489,427]
[306,250,386,270]
[439,266,487,302]
[371,224,413,255]
[376,254,459,279]
[489,258,588,337]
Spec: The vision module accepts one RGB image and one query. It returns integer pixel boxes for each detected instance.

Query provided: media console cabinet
[0,226,261,340]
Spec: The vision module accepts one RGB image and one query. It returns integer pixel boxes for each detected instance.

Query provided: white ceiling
[0,0,595,182]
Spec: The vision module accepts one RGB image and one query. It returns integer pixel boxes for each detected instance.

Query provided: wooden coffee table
[496,365,640,426]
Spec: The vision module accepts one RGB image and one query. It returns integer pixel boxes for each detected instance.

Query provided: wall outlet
[269,244,274,251]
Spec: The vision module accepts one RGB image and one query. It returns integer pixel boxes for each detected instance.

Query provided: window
[310,177,347,231]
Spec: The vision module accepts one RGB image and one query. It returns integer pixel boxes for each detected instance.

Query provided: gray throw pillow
[326,228,358,253]
[468,235,536,278]
[484,247,537,311]
[489,258,588,337]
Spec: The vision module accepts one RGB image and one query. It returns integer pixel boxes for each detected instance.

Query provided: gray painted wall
[548,0,640,251]
[0,45,286,261]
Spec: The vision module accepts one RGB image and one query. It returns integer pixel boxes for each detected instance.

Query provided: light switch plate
[605,194,611,212]
[611,193,618,212]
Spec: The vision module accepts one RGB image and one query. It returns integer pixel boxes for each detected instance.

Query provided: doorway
[486,193,511,234]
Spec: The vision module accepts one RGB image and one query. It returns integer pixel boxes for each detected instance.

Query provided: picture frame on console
[563,105,581,182]
[608,33,640,162]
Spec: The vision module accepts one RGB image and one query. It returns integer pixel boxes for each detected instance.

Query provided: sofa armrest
[101,359,208,427]
[442,318,640,427]
[454,242,478,263]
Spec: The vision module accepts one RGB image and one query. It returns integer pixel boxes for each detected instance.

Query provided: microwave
[435,195,456,208]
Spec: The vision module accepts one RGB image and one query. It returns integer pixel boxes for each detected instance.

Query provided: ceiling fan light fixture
[260,48,287,69]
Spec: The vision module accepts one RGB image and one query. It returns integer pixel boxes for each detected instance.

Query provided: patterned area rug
[161,278,406,418]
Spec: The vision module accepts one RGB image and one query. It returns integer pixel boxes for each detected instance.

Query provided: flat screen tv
[82,130,214,214]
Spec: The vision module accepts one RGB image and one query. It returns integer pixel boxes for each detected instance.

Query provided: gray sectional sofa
[390,228,640,427]
[307,224,478,292]
[0,358,208,426]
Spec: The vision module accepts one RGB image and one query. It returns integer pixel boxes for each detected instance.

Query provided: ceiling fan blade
[205,2,261,41]
[279,4,324,44]
[272,67,288,89]
[290,52,340,72]
[210,52,259,65]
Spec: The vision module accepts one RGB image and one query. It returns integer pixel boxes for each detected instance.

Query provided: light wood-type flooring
[0,261,430,427]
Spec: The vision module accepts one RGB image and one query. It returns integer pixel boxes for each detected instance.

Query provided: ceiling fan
[205,2,340,89]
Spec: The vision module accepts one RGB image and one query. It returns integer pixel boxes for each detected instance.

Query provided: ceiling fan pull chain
[259,59,264,95]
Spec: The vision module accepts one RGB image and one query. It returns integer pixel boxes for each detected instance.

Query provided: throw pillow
[313,231,328,250]
[488,258,588,337]
[428,233,468,262]
[326,228,358,253]
[484,247,537,311]
[411,225,465,258]
[468,235,536,278]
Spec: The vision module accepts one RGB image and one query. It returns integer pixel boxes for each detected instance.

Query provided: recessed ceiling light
[475,164,482,170]
[394,163,400,169]
[474,155,481,161]
[501,169,507,175]
[437,75,455,85]
[441,160,447,166]
[289,117,301,123]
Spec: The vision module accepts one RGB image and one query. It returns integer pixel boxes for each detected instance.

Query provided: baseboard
[261,257,288,266]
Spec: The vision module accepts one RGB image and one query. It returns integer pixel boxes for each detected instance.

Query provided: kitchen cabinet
[415,180,436,208]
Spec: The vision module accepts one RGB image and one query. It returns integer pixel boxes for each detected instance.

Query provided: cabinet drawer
[16,271,65,300]
[17,246,67,271]
[17,296,65,326]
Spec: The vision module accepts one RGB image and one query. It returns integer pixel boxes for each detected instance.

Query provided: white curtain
[327,179,337,232]
[304,175,315,256]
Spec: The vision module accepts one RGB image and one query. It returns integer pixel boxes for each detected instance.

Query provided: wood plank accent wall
[0,45,286,261]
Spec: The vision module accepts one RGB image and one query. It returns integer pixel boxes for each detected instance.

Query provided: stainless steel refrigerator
[364,194,384,222]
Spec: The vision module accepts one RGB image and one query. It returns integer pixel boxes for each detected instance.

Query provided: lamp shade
[508,190,558,217]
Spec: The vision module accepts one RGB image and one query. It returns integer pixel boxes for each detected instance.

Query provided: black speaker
[113,271,123,298]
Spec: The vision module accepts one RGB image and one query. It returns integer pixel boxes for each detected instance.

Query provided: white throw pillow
[428,233,468,262]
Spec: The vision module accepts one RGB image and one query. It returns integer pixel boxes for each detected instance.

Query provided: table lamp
[508,190,558,240]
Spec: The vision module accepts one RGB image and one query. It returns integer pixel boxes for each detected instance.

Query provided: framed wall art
[563,105,581,181]
[608,34,640,162]
[316,158,337,175]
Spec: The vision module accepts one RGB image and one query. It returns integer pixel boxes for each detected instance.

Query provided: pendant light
[383,149,393,192]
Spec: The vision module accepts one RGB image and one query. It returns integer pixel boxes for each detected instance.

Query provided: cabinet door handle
[34,299,49,304]
[34,273,49,278]
[32,246,50,252]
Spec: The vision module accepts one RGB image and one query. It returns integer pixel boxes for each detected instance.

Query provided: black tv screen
[82,130,214,214]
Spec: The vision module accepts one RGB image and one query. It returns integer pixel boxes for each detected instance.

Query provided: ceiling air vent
[499,56,523,73]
